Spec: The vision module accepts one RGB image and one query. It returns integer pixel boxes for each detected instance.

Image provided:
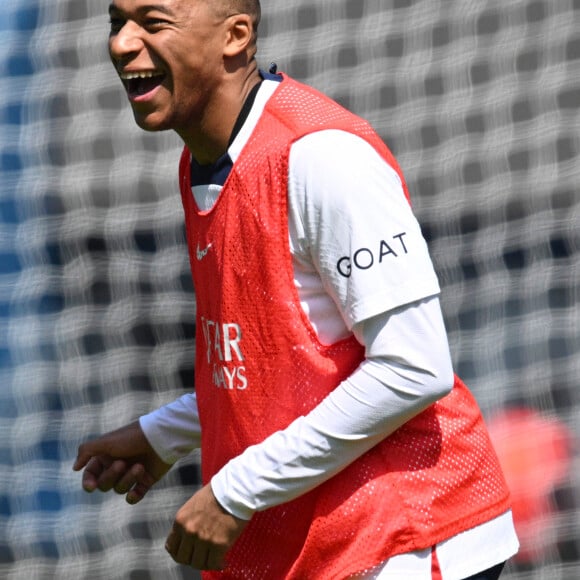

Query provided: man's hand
[165,484,249,570]
[73,421,172,504]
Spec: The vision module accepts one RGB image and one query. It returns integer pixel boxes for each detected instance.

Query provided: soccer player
[74,1,519,577]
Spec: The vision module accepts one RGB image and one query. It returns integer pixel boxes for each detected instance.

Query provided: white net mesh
[0,0,578,578]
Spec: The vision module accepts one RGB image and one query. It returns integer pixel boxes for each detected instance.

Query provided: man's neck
[178,66,262,164]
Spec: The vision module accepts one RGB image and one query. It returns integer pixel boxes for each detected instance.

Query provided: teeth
[120,71,162,80]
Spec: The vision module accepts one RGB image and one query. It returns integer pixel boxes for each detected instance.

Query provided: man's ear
[223,13,254,58]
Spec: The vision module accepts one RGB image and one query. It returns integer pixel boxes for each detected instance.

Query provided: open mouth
[120,71,166,99]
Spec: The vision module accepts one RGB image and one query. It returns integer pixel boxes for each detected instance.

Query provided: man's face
[108,0,227,133]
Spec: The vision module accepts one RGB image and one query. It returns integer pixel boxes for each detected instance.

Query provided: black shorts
[463,562,506,580]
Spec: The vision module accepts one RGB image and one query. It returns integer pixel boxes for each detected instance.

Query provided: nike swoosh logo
[196,243,212,261]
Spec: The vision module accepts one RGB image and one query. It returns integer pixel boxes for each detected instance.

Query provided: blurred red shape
[487,407,573,564]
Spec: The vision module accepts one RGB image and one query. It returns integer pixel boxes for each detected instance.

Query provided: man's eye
[144,18,168,30]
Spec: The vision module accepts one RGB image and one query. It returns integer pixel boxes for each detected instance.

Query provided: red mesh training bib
[179,75,511,579]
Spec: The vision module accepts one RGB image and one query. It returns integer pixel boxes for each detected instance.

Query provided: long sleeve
[139,393,201,465]
[211,295,454,519]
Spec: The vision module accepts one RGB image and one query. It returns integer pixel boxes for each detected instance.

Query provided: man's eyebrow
[108,3,176,16]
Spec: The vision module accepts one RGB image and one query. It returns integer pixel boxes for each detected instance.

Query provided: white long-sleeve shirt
[140,79,518,579]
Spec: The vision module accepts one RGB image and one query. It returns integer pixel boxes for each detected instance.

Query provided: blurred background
[0,0,578,578]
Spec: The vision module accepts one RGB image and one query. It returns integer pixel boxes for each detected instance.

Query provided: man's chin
[132,110,172,133]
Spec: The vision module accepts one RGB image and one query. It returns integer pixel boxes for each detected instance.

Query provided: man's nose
[109,21,144,62]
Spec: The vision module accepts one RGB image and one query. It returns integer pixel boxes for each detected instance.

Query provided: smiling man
[74,1,519,578]
[107,0,261,163]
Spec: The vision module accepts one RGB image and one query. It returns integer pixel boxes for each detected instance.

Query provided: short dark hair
[241,0,261,38]
[212,0,262,42]
[221,0,261,35]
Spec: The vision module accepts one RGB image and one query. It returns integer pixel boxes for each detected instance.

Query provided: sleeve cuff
[138,394,202,465]
[210,470,256,521]
[139,413,181,465]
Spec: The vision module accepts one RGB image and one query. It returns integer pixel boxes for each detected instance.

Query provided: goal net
[1,0,578,578]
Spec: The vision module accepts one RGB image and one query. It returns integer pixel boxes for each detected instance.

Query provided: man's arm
[210,295,454,518]
[163,295,454,568]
